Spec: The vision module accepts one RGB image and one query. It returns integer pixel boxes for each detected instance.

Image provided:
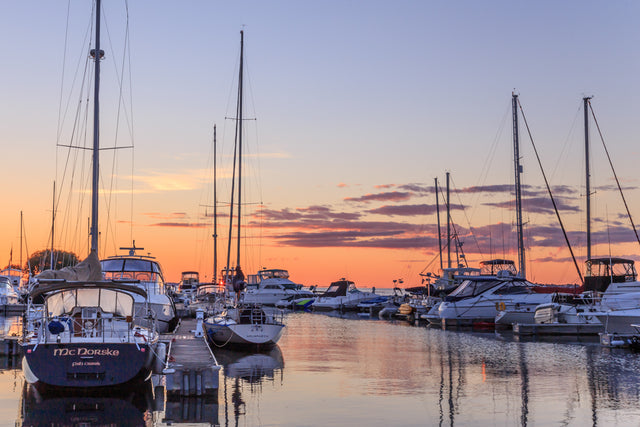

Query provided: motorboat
[101,250,177,333]
[187,282,224,316]
[241,268,314,306]
[312,279,376,311]
[432,264,553,327]
[510,258,640,336]
[175,271,200,304]
[357,295,389,317]
[0,276,19,306]
[274,295,315,311]
[205,303,285,347]
[21,280,159,388]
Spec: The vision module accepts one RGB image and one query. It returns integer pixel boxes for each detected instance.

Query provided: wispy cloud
[148,222,209,228]
[131,168,232,193]
[344,191,413,203]
[367,203,465,217]
[483,197,580,214]
[142,212,189,220]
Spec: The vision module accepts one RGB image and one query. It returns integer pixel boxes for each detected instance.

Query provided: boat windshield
[492,280,533,295]
[258,269,289,281]
[45,288,134,318]
[101,258,165,294]
[447,279,501,299]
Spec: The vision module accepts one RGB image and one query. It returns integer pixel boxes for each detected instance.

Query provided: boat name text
[53,348,120,357]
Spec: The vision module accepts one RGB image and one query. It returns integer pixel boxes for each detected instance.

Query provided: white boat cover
[36,251,103,282]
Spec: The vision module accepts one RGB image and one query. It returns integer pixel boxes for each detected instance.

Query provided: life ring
[495,302,506,311]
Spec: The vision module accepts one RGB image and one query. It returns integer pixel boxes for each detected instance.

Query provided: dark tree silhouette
[25,250,80,276]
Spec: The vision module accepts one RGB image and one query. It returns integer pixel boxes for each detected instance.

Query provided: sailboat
[430,94,555,327]
[205,31,285,348]
[20,1,159,388]
[512,98,640,337]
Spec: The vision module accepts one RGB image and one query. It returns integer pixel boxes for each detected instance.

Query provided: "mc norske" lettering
[53,347,120,357]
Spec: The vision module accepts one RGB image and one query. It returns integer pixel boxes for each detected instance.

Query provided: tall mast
[584,96,592,274]
[512,92,526,279]
[50,181,56,269]
[19,211,23,275]
[435,177,443,271]
[90,0,102,255]
[446,172,451,269]
[236,30,244,267]
[213,124,218,283]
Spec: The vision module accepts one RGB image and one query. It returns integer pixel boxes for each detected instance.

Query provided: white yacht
[312,279,376,311]
[0,277,19,307]
[176,271,200,304]
[101,250,177,333]
[511,258,640,336]
[431,260,553,327]
[241,268,314,306]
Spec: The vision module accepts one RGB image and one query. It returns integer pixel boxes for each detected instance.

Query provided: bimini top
[29,281,148,301]
[479,259,517,276]
[585,257,637,292]
[44,285,138,318]
[586,257,635,266]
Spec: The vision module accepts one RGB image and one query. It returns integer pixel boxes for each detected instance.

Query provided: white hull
[313,293,375,311]
[242,290,303,306]
[207,321,284,346]
[438,294,552,324]
[593,310,640,335]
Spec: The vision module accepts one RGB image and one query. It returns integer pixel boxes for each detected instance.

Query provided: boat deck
[161,317,220,396]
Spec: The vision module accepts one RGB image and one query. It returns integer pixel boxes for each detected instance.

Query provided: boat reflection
[18,381,157,426]
[216,346,284,427]
[216,345,284,382]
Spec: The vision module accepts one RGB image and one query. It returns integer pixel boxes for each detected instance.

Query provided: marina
[3,1,640,426]
[1,311,640,425]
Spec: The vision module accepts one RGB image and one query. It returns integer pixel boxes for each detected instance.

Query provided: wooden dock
[161,316,221,396]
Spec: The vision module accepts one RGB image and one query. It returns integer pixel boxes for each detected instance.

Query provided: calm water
[6,312,640,426]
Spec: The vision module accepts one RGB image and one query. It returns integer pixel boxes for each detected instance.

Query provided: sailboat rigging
[20,1,159,388]
[205,31,285,347]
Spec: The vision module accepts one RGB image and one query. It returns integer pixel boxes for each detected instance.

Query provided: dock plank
[162,317,220,396]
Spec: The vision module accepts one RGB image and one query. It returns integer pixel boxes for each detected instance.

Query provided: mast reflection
[216,345,284,427]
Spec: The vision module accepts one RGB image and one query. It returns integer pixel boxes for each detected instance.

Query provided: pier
[161,310,221,396]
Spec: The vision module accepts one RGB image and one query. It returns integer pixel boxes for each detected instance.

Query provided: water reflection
[18,381,156,426]
[3,312,640,425]
[216,346,284,427]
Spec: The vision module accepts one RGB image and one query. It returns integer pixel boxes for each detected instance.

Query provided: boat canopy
[36,251,103,282]
[319,280,354,298]
[584,257,637,292]
[479,259,517,276]
[45,286,136,318]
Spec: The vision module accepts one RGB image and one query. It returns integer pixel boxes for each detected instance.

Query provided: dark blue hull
[22,342,153,388]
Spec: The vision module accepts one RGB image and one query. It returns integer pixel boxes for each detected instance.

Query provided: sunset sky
[1,1,639,287]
